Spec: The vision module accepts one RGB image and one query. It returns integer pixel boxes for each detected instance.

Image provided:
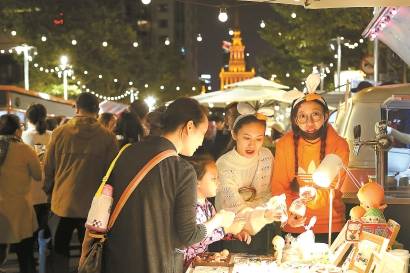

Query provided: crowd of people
[0,74,353,273]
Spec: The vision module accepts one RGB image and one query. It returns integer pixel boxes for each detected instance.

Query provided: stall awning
[363,7,410,66]
[239,0,410,9]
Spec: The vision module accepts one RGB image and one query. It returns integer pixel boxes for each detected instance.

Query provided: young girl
[183,156,234,265]
[272,73,350,242]
[215,104,287,254]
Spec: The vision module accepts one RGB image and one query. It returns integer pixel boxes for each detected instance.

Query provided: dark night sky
[194,2,278,90]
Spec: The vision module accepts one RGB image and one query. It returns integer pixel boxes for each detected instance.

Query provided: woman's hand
[264,208,283,222]
[214,210,236,229]
[287,212,306,228]
[235,231,252,245]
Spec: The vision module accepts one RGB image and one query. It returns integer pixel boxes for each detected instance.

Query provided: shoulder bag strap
[107,149,178,230]
[94,143,132,197]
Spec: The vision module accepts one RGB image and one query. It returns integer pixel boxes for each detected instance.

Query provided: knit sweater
[22,123,52,205]
[272,125,350,234]
[216,147,274,235]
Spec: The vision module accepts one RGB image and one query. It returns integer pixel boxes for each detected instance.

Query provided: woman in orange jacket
[272,74,350,242]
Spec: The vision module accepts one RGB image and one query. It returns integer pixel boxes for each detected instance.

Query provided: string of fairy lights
[2,3,371,101]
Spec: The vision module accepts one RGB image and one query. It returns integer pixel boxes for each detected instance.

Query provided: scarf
[0,135,21,166]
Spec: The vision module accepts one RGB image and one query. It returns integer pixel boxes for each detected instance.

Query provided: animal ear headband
[292,73,327,109]
[233,102,273,130]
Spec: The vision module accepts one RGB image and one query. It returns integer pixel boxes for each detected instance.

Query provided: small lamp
[312,154,362,246]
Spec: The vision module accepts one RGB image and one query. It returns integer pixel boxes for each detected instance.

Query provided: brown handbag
[78,147,177,273]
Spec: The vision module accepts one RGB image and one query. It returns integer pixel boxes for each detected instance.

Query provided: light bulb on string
[196,34,203,42]
[133,42,139,47]
[164,37,170,46]
[141,0,151,5]
[144,83,149,88]
[291,12,297,19]
[41,35,47,42]
[129,81,134,86]
[71,40,77,45]
[98,74,103,79]
[176,86,180,91]
[260,20,266,29]
[228,29,234,36]
[102,41,108,47]
[11,30,17,36]
[218,8,228,23]
[113,78,118,83]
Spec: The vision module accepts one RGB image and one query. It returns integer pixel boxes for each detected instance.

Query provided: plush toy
[272,235,285,264]
[361,208,386,223]
[349,182,387,223]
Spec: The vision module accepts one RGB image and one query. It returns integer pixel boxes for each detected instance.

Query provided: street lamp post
[15,44,33,91]
[336,37,342,91]
[59,55,71,100]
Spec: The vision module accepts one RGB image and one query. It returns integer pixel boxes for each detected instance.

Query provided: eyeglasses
[296,111,324,124]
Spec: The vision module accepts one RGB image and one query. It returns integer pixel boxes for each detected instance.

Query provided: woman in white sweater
[215,110,286,254]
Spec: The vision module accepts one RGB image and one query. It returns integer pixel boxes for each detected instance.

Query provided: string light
[218,8,228,23]
[291,12,297,19]
[133,42,139,47]
[5,30,205,101]
[11,30,17,36]
[196,34,203,42]
[260,20,266,29]
[164,37,170,46]
[102,41,108,47]
[141,0,151,5]
[144,83,149,88]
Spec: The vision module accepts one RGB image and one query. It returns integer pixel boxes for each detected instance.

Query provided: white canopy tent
[99,100,129,115]
[239,0,410,9]
[191,76,292,107]
[224,76,289,90]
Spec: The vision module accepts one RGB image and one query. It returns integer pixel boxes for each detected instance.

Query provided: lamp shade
[312,154,343,188]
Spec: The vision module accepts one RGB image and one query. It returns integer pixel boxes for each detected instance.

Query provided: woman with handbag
[101,98,234,273]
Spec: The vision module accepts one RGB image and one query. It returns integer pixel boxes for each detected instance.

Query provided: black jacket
[102,136,206,273]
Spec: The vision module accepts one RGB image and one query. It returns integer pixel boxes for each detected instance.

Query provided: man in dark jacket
[44,93,118,273]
